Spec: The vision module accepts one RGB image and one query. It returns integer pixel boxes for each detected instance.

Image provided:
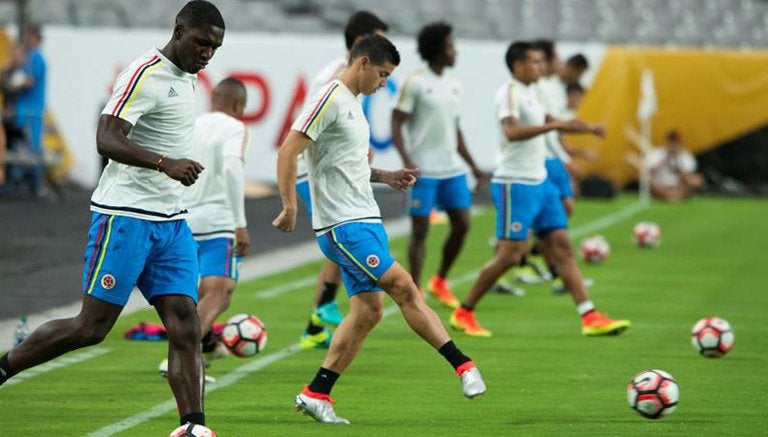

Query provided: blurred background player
[274,34,485,424]
[559,53,589,87]
[0,1,225,432]
[297,10,389,350]
[647,129,704,201]
[392,21,485,309]
[450,41,630,338]
[159,77,251,382]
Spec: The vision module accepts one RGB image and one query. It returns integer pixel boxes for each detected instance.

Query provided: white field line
[4,347,111,387]
[84,200,647,436]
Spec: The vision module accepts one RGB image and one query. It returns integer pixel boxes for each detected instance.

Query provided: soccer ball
[580,235,610,264]
[221,314,268,357]
[169,423,217,437]
[633,222,662,248]
[691,317,734,358]
[626,369,679,419]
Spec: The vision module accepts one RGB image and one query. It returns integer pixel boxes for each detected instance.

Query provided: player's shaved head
[176,0,225,30]
[212,77,246,117]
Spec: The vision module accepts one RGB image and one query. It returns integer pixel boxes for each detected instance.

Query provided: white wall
[41,26,605,187]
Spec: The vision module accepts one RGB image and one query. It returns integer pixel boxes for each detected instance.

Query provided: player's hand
[591,125,606,138]
[161,158,204,186]
[472,166,490,187]
[385,168,418,192]
[272,207,297,233]
[235,227,251,257]
[557,119,592,133]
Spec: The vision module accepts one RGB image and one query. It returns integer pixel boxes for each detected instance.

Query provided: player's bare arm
[273,129,313,232]
[546,114,605,137]
[391,109,416,169]
[456,125,487,184]
[500,115,559,141]
[96,114,204,186]
[370,167,418,191]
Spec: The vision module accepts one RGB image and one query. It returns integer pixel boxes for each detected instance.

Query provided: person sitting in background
[647,130,704,201]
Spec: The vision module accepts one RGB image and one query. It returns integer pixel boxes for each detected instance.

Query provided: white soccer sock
[577,300,595,316]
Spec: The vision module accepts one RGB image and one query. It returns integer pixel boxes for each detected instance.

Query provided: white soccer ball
[169,423,217,437]
[691,317,734,358]
[221,314,268,357]
[627,369,679,420]
[580,235,610,264]
[633,222,662,248]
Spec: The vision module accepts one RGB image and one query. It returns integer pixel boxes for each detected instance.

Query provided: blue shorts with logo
[81,213,199,306]
[197,237,240,281]
[545,158,574,200]
[491,181,568,241]
[296,179,312,216]
[316,221,395,297]
[408,174,472,217]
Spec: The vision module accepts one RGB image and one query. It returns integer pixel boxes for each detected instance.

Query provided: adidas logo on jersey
[347,110,354,120]
[168,87,178,97]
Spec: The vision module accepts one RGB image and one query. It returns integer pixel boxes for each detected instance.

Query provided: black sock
[201,330,217,353]
[308,367,340,395]
[461,303,474,311]
[531,245,541,256]
[180,412,205,426]
[305,318,324,335]
[438,340,472,371]
[317,282,339,307]
[0,353,16,385]
[520,254,528,267]
[549,264,558,279]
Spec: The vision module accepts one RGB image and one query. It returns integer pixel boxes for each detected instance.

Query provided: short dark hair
[566,82,584,94]
[344,11,388,50]
[566,53,589,70]
[216,77,246,93]
[532,39,555,63]
[25,24,42,41]
[349,34,400,67]
[417,22,452,63]
[505,41,538,72]
[176,0,225,30]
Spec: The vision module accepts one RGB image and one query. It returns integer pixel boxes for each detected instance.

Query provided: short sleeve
[291,82,341,141]
[497,82,520,121]
[395,74,420,114]
[102,57,162,125]
[680,151,697,172]
[222,121,249,162]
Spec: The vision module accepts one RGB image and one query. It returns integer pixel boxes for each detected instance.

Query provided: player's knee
[74,321,111,347]
[452,217,470,237]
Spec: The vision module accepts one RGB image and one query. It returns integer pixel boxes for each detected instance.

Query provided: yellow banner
[568,47,768,186]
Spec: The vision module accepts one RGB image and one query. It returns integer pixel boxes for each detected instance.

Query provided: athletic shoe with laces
[491,279,526,296]
[298,327,332,350]
[551,277,595,295]
[456,361,487,398]
[428,275,460,309]
[449,307,492,337]
[294,386,350,424]
[514,265,548,284]
[315,301,344,326]
[581,311,631,336]
[158,358,216,383]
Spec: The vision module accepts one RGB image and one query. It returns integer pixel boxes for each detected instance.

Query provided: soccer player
[392,22,485,309]
[297,10,389,350]
[159,78,251,379]
[449,41,630,338]
[274,34,486,424]
[0,1,225,432]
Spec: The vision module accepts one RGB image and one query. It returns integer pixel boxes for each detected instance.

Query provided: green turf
[2,195,767,436]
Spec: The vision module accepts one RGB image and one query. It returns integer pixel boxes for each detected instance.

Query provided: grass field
[2,195,767,436]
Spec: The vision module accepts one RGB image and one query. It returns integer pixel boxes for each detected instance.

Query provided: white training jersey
[184,112,250,240]
[536,75,572,163]
[492,77,548,184]
[93,48,197,221]
[395,68,465,178]
[291,80,380,233]
[646,148,697,187]
[297,56,348,182]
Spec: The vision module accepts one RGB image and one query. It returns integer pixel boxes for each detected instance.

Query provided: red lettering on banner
[274,76,307,148]
[197,71,214,97]
[230,72,271,123]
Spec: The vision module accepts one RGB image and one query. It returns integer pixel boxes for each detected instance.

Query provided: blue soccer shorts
[316,221,395,297]
[545,158,574,200]
[407,174,472,217]
[296,179,312,217]
[197,237,240,281]
[81,213,199,306]
[491,181,568,241]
